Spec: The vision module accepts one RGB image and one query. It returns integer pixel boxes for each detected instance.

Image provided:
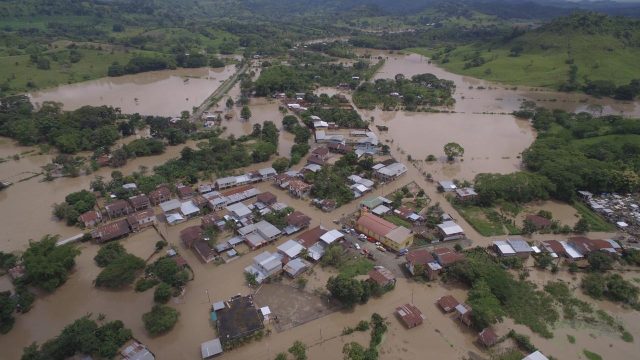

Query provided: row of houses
[356,211,414,252]
[90,208,157,243]
[405,248,466,280]
[213,167,277,190]
[493,236,622,260]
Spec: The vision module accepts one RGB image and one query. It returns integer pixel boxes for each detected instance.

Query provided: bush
[142,305,179,336]
[23,235,80,292]
[154,283,172,304]
[95,254,145,288]
[135,278,159,292]
[94,242,126,267]
[288,340,307,360]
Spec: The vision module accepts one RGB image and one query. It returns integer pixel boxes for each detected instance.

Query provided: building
[238,220,282,249]
[128,194,150,211]
[256,192,277,206]
[285,211,311,232]
[127,209,156,232]
[374,162,407,181]
[283,258,311,278]
[455,187,477,201]
[395,303,425,329]
[320,229,344,246]
[177,184,195,199]
[227,202,253,220]
[148,186,171,205]
[244,251,283,283]
[160,199,182,214]
[277,239,305,260]
[433,248,465,268]
[215,295,264,345]
[437,180,457,192]
[194,240,217,263]
[180,200,200,218]
[478,327,498,347]
[78,210,102,228]
[202,213,226,231]
[287,179,312,198]
[494,240,517,257]
[105,199,133,219]
[121,341,155,360]
[455,303,473,326]
[522,351,550,360]
[507,237,534,258]
[91,219,131,243]
[296,226,328,261]
[525,214,552,230]
[437,295,460,313]
[437,221,465,241]
[356,212,414,251]
[200,338,223,359]
[180,226,203,248]
[368,266,396,287]
[360,196,392,210]
[405,249,435,276]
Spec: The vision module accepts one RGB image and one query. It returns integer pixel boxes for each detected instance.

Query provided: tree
[23,235,80,292]
[582,273,605,299]
[240,106,252,120]
[154,283,172,304]
[272,157,290,173]
[443,142,464,161]
[467,280,505,330]
[573,218,589,233]
[587,251,614,272]
[142,305,179,336]
[225,97,234,110]
[0,291,16,334]
[326,275,364,308]
[147,257,188,287]
[95,254,145,289]
[94,242,126,267]
[288,341,307,360]
[275,353,288,360]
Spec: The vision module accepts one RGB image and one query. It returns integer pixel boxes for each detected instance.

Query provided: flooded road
[29,66,236,117]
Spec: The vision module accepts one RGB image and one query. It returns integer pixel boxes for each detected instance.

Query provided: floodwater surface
[29,66,236,116]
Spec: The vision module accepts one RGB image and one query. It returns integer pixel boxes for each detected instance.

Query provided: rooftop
[437,295,459,312]
[277,239,305,258]
[396,303,425,328]
[357,212,396,237]
[216,295,264,343]
[368,266,395,286]
[437,221,464,236]
[320,229,343,245]
[297,226,327,248]
[200,338,223,359]
[406,249,434,265]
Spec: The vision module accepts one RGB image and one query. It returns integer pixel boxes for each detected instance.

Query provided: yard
[572,202,616,232]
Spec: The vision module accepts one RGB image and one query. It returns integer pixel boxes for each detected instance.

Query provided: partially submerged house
[91,219,131,243]
[405,249,435,276]
[283,258,311,278]
[395,303,425,329]
[105,199,133,219]
[455,187,477,201]
[244,251,283,283]
[148,185,172,205]
[478,327,498,347]
[436,221,465,241]
[356,212,413,251]
[127,208,156,232]
[437,295,460,313]
[78,210,102,228]
[368,266,396,287]
[374,162,407,182]
[215,295,264,345]
[128,194,150,211]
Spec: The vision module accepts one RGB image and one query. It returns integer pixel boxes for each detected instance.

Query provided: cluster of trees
[582,79,640,100]
[22,235,80,293]
[0,97,123,153]
[353,73,456,110]
[282,115,311,165]
[582,273,639,307]
[21,316,132,359]
[94,243,146,289]
[301,107,366,129]
[447,248,558,337]
[53,190,97,226]
[342,313,387,360]
[307,158,356,206]
[249,121,279,162]
[326,275,390,308]
[123,138,166,158]
[107,56,173,77]
[473,172,555,206]
[142,305,179,336]
[522,109,640,199]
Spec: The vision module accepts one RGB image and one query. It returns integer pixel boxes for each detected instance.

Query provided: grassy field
[338,257,374,278]
[410,31,640,89]
[452,204,507,236]
[0,48,160,93]
[383,214,412,228]
[572,202,616,232]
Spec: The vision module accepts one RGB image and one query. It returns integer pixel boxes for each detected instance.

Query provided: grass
[338,257,374,278]
[452,204,506,236]
[567,334,576,344]
[583,349,603,360]
[572,202,616,232]
[622,331,634,343]
[383,214,412,228]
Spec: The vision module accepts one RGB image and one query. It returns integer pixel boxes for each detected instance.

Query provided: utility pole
[205,289,211,304]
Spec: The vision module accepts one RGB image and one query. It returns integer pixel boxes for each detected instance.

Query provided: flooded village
[1,47,640,360]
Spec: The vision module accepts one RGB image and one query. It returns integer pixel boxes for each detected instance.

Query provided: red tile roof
[128,194,150,209]
[92,219,131,243]
[177,185,194,198]
[257,192,277,205]
[222,184,254,196]
[542,240,564,255]
[478,327,498,347]
[286,211,311,228]
[357,212,396,238]
[79,210,100,224]
[368,266,396,286]
[437,295,459,312]
[437,252,465,267]
[406,249,434,266]
[180,226,203,248]
[396,303,424,328]
[297,226,327,248]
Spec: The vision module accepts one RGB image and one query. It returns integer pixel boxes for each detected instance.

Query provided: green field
[572,202,616,232]
[452,204,507,236]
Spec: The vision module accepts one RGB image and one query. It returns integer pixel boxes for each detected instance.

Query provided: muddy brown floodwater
[29,66,236,116]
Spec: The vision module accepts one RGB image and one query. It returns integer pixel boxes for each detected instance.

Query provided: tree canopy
[22,235,80,292]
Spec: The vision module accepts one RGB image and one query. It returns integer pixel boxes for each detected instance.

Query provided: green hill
[415,12,640,96]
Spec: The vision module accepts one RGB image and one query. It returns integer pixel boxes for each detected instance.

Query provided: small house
[437,180,457,193]
[277,239,305,260]
[194,240,217,263]
[200,338,223,359]
[286,211,311,230]
[215,295,264,345]
[244,251,283,283]
[127,209,156,232]
[437,221,465,241]
[78,210,102,228]
[525,214,552,230]
[374,162,407,182]
[437,295,460,313]
[455,187,477,201]
[128,194,150,211]
[507,238,534,258]
[455,303,473,326]
[149,186,172,205]
[256,192,277,206]
[478,327,498,347]
[368,266,396,287]
[522,351,550,360]
[180,226,203,249]
[395,303,425,329]
[283,258,310,278]
[91,219,131,243]
[405,249,434,276]
[105,199,133,219]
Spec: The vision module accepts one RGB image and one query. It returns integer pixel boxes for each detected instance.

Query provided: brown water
[29,67,236,116]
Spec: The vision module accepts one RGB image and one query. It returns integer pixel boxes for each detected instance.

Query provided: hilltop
[416,12,640,95]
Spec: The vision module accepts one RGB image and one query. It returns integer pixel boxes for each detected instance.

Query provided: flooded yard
[29,66,236,117]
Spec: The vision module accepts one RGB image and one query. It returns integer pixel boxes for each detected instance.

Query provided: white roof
[166,213,184,224]
[454,304,469,314]
[560,241,583,259]
[372,204,391,216]
[307,242,325,261]
[437,221,464,236]
[351,184,369,193]
[320,229,343,245]
[314,120,329,128]
[260,306,271,316]
[522,351,549,360]
[160,199,181,213]
[507,238,533,253]
[227,202,252,218]
[386,226,412,244]
[310,115,321,121]
[438,180,457,190]
[180,201,200,216]
[123,183,137,190]
[376,162,407,177]
[215,176,237,186]
[304,164,322,172]
[284,258,310,275]
[258,167,277,176]
[372,163,385,170]
[494,240,516,255]
[605,239,621,249]
[531,246,541,254]
[277,239,305,258]
[617,221,629,228]
[201,338,223,358]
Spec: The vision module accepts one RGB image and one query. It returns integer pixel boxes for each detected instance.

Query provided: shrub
[154,283,172,304]
[142,305,179,336]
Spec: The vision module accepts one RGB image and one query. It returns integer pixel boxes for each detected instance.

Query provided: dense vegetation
[21,316,132,360]
[22,235,80,292]
[142,304,179,336]
[53,190,97,226]
[95,252,146,289]
[353,73,456,110]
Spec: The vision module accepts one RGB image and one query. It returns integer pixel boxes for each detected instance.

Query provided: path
[189,61,250,122]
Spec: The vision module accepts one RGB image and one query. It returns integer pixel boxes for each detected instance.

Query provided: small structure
[91,219,130,243]
[320,229,344,246]
[227,202,252,220]
[105,199,133,219]
[244,251,283,283]
[285,211,311,232]
[437,295,460,313]
[160,199,182,214]
[405,249,435,276]
[127,208,157,232]
[121,340,155,360]
[283,258,311,278]
[507,237,534,258]
[200,338,223,359]
[372,204,391,216]
[437,180,457,192]
[436,221,465,241]
[149,186,172,205]
[180,226,203,248]
[494,240,517,257]
[434,248,465,268]
[180,200,200,218]
[177,184,195,199]
[522,351,550,360]
[525,214,552,230]
[360,196,392,210]
[277,239,305,260]
[395,303,425,329]
[215,295,264,346]
[128,194,151,211]
[455,187,477,201]
[478,327,498,347]
[455,303,473,326]
[356,212,414,251]
[256,192,277,206]
[78,210,102,228]
[374,162,407,181]
[194,240,217,263]
[238,220,282,249]
[368,266,396,287]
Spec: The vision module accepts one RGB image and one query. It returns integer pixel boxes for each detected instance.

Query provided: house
[256,192,277,206]
[455,187,478,201]
[198,183,214,194]
[286,211,311,231]
[202,213,225,231]
[374,162,407,181]
[360,196,392,210]
[433,248,465,268]
[78,210,102,228]
[437,221,465,241]
[284,258,311,278]
[277,239,305,260]
[426,261,443,280]
[200,338,223,359]
[105,199,133,219]
[128,194,150,211]
[478,327,498,347]
[437,295,460,313]
[227,202,253,220]
[314,199,336,212]
[396,303,425,329]
[308,147,330,166]
[121,341,155,360]
[437,180,457,192]
[522,351,550,360]
[372,204,391,216]
[494,240,517,257]
[215,176,237,190]
[238,220,282,249]
[288,179,312,198]
[149,186,171,205]
[368,266,396,287]
[405,249,435,276]
[91,219,131,243]
[507,237,534,258]
[258,167,277,180]
[180,200,200,218]
[525,214,552,230]
[244,251,283,283]
[194,240,217,263]
[302,163,322,174]
[348,175,375,189]
[127,209,156,232]
[327,142,352,154]
[297,226,327,249]
[541,240,563,258]
[320,229,344,246]
[215,295,264,345]
[560,240,584,260]
[455,303,473,326]
[180,226,203,248]
[177,184,195,199]
[160,199,182,214]
[356,212,413,251]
